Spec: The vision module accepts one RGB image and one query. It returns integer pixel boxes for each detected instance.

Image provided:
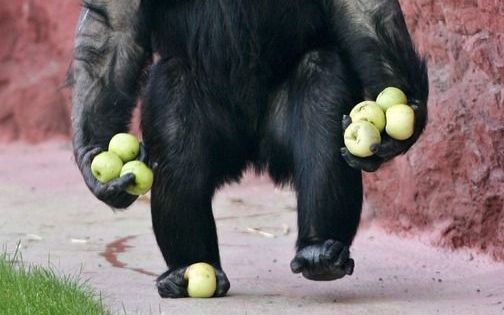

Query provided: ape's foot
[290,239,354,281]
[156,266,230,298]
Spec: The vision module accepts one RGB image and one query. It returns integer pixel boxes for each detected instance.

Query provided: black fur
[71,0,429,298]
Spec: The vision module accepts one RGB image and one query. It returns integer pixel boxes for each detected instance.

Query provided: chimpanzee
[71,0,428,298]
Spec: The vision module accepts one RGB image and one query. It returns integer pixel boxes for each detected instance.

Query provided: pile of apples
[344,87,415,158]
[91,133,154,195]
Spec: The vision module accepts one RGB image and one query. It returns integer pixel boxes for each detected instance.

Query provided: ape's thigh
[140,58,248,268]
[264,49,363,248]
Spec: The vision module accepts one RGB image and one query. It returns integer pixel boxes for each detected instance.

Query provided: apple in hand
[108,133,140,162]
[385,104,415,140]
[376,87,407,112]
[344,121,381,158]
[349,101,386,132]
[184,263,217,298]
[120,161,154,195]
[91,151,123,183]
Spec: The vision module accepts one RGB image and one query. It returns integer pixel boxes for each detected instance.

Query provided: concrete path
[1,142,503,315]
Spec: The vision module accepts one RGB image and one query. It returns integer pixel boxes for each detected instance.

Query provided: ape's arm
[326,0,429,171]
[71,0,151,208]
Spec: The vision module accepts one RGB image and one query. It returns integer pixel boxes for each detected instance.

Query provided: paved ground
[1,141,503,315]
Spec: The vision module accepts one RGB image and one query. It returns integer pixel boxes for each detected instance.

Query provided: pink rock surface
[364,0,503,260]
[0,1,79,142]
[0,1,502,259]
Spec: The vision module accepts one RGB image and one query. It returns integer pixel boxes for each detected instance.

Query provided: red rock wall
[364,0,504,260]
[0,1,503,258]
[0,0,80,142]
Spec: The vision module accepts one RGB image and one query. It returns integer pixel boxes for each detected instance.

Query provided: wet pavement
[1,141,503,315]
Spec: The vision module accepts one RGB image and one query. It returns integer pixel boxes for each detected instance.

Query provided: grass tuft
[0,252,111,315]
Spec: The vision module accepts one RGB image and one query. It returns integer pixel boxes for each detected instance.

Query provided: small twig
[26,234,43,241]
[282,224,290,236]
[245,227,276,239]
[71,238,89,244]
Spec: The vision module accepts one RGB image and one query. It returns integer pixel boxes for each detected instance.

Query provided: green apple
[91,151,123,183]
[349,101,386,132]
[344,121,381,158]
[108,133,140,162]
[385,104,415,140]
[376,87,408,112]
[184,263,217,298]
[120,161,154,195]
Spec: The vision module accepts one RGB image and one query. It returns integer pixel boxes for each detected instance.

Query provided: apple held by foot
[385,104,415,140]
[349,101,386,132]
[108,133,140,162]
[376,87,407,112]
[184,263,217,298]
[344,121,381,158]
[91,152,123,183]
[120,161,154,195]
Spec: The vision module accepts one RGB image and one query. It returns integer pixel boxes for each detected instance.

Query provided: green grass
[0,251,112,315]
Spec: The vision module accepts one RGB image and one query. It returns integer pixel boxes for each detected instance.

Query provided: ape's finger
[334,247,350,266]
[170,268,188,287]
[372,138,410,160]
[340,147,359,168]
[138,142,149,163]
[341,147,382,172]
[321,240,343,263]
[157,276,187,298]
[290,256,305,273]
[214,269,231,297]
[81,147,103,167]
[342,115,352,130]
[360,159,382,172]
[344,258,355,275]
[106,173,136,193]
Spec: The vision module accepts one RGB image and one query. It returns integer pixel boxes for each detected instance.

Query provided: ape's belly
[151,0,327,86]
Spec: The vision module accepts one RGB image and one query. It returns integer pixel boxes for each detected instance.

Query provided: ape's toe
[291,239,354,281]
[156,269,187,298]
[214,269,231,297]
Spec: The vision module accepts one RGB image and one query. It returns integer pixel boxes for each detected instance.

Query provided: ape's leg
[266,50,362,281]
[141,59,244,298]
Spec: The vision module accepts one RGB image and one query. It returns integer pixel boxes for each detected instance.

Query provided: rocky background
[364,0,504,261]
[0,1,502,259]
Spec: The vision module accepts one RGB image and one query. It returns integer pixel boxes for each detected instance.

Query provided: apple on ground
[349,101,386,132]
[184,263,217,298]
[120,161,154,195]
[91,151,123,183]
[385,104,415,140]
[344,121,381,158]
[376,87,408,112]
[108,133,140,162]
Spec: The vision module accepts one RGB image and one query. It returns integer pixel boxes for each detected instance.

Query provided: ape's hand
[74,143,149,209]
[340,101,426,172]
[340,115,383,172]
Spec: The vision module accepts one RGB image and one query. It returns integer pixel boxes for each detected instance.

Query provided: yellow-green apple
[344,121,381,158]
[376,87,408,111]
[120,161,154,195]
[349,101,386,132]
[91,151,123,183]
[385,104,415,140]
[184,263,217,298]
[108,133,140,162]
